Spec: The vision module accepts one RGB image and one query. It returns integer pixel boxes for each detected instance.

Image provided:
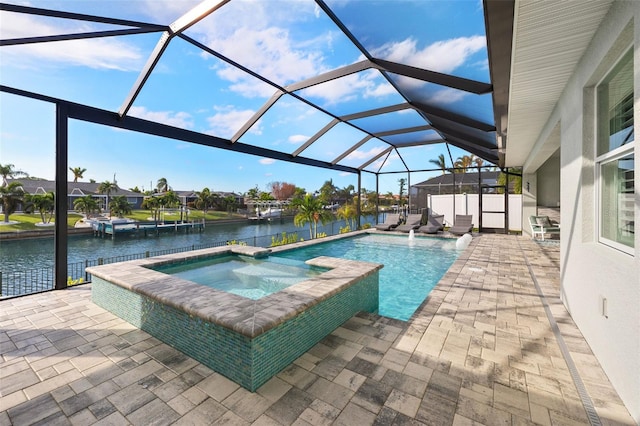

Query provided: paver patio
[0,234,635,425]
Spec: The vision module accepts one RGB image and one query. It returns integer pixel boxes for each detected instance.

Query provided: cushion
[536,217,552,227]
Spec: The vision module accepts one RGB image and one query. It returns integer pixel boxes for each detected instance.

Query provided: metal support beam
[1,28,161,47]
[54,104,68,291]
[332,135,372,165]
[371,58,493,94]
[119,0,230,118]
[357,172,362,229]
[292,119,339,157]
[375,174,379,225]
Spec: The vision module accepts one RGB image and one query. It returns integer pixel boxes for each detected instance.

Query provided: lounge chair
[529,215,560,241]
[417,214,445,234]
[375,213,400,231]
[448,214,473,235]
[396,214,424,232]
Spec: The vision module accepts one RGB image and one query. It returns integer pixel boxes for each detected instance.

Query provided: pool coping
[86,241,382,338]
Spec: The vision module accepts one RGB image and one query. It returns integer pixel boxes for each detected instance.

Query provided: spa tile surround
[86,239,381,390]
[86,244,382,338]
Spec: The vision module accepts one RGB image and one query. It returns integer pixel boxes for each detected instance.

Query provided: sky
[0,0,491,196]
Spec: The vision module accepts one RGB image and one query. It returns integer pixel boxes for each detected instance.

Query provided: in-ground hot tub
[87,244,381,391]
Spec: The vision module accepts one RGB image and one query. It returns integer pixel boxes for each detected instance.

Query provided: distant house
[6,178,145,211]
[175,190,244,208]
[410,172,501,212]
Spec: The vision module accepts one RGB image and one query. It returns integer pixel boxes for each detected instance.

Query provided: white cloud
[288,134,308,144]
[1,14,143,71]
[369,151,399,171]
[428,87,468,105]
[371,36,486,74]
[301,73,362,105]
[206,106,260,139]
[138,0,201,24]
[180,1,335,98]
[259,158,276,165]
[210,26,325,97]
[128,106,194,128]
[345,146,387,161]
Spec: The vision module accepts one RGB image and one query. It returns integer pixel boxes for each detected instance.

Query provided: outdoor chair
[375,213,401,231]
[396,214,424,232]
[448,214,473,235]
[417,214,445,234]
[529,215,560,241]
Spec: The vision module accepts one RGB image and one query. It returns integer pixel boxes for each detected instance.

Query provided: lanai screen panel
[395,145,444,171]
[383,129,443,147]
[396,77,496,126]
[1,0,502,175]
[348,109,429,136]
[237,93,335,153]
[339,138,390,169]
[0,9,162,111]
[297,69,407,117]
[182,0,360,89]
[297,122,368,163]
[326,0,491,81]
[128,36,275,138]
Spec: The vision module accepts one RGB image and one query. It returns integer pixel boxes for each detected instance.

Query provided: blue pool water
[272,234,460,321]
[152,255,323,300]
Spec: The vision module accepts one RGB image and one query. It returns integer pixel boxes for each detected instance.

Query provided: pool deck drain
[0,234,635,425]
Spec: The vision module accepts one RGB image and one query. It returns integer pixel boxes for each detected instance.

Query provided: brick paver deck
[0,234,635,425]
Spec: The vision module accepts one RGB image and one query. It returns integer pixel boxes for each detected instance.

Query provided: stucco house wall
[524,3,639,421]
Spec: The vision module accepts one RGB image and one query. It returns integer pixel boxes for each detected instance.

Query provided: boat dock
[92,220,204,239]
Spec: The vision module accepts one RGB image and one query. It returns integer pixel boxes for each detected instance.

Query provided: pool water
[153,255,323,300]
[273,234,460,321]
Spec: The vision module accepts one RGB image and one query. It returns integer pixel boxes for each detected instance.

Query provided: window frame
[595,46,635,256]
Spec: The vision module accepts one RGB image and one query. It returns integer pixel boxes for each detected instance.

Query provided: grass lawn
[126,210,244,222]
[0,213,84,232]
[0,210,245,233]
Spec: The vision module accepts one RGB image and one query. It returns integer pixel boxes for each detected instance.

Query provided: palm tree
[429,154,448,175]
[454,154,475,172]
[222,195,238,213]
[0,181,25,223]
[73,195,100,217]
[398,178,406,207]
[337,202,357,231]
[159,191,180,208]
[141,196,161,222]
[194,187,213,216]
[97,180,119,215]
[109,196,132,218]
[318,179,337,207]
[156,177,169,193]
[337,184,354,205]
[292,193,333,239]
[246,186,260,200]
[69,167,86,182]
[0,163,27,186]
[25,192,55,224]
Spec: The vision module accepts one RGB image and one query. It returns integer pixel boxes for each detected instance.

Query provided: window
[597,48,634,254]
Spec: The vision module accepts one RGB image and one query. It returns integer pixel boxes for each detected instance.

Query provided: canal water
[0,217,370,274]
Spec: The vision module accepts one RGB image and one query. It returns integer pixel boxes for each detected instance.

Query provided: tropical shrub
[270,232,300,247]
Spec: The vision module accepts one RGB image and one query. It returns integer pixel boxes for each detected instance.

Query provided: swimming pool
[272,233,460,321]
[151,254,324,300]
